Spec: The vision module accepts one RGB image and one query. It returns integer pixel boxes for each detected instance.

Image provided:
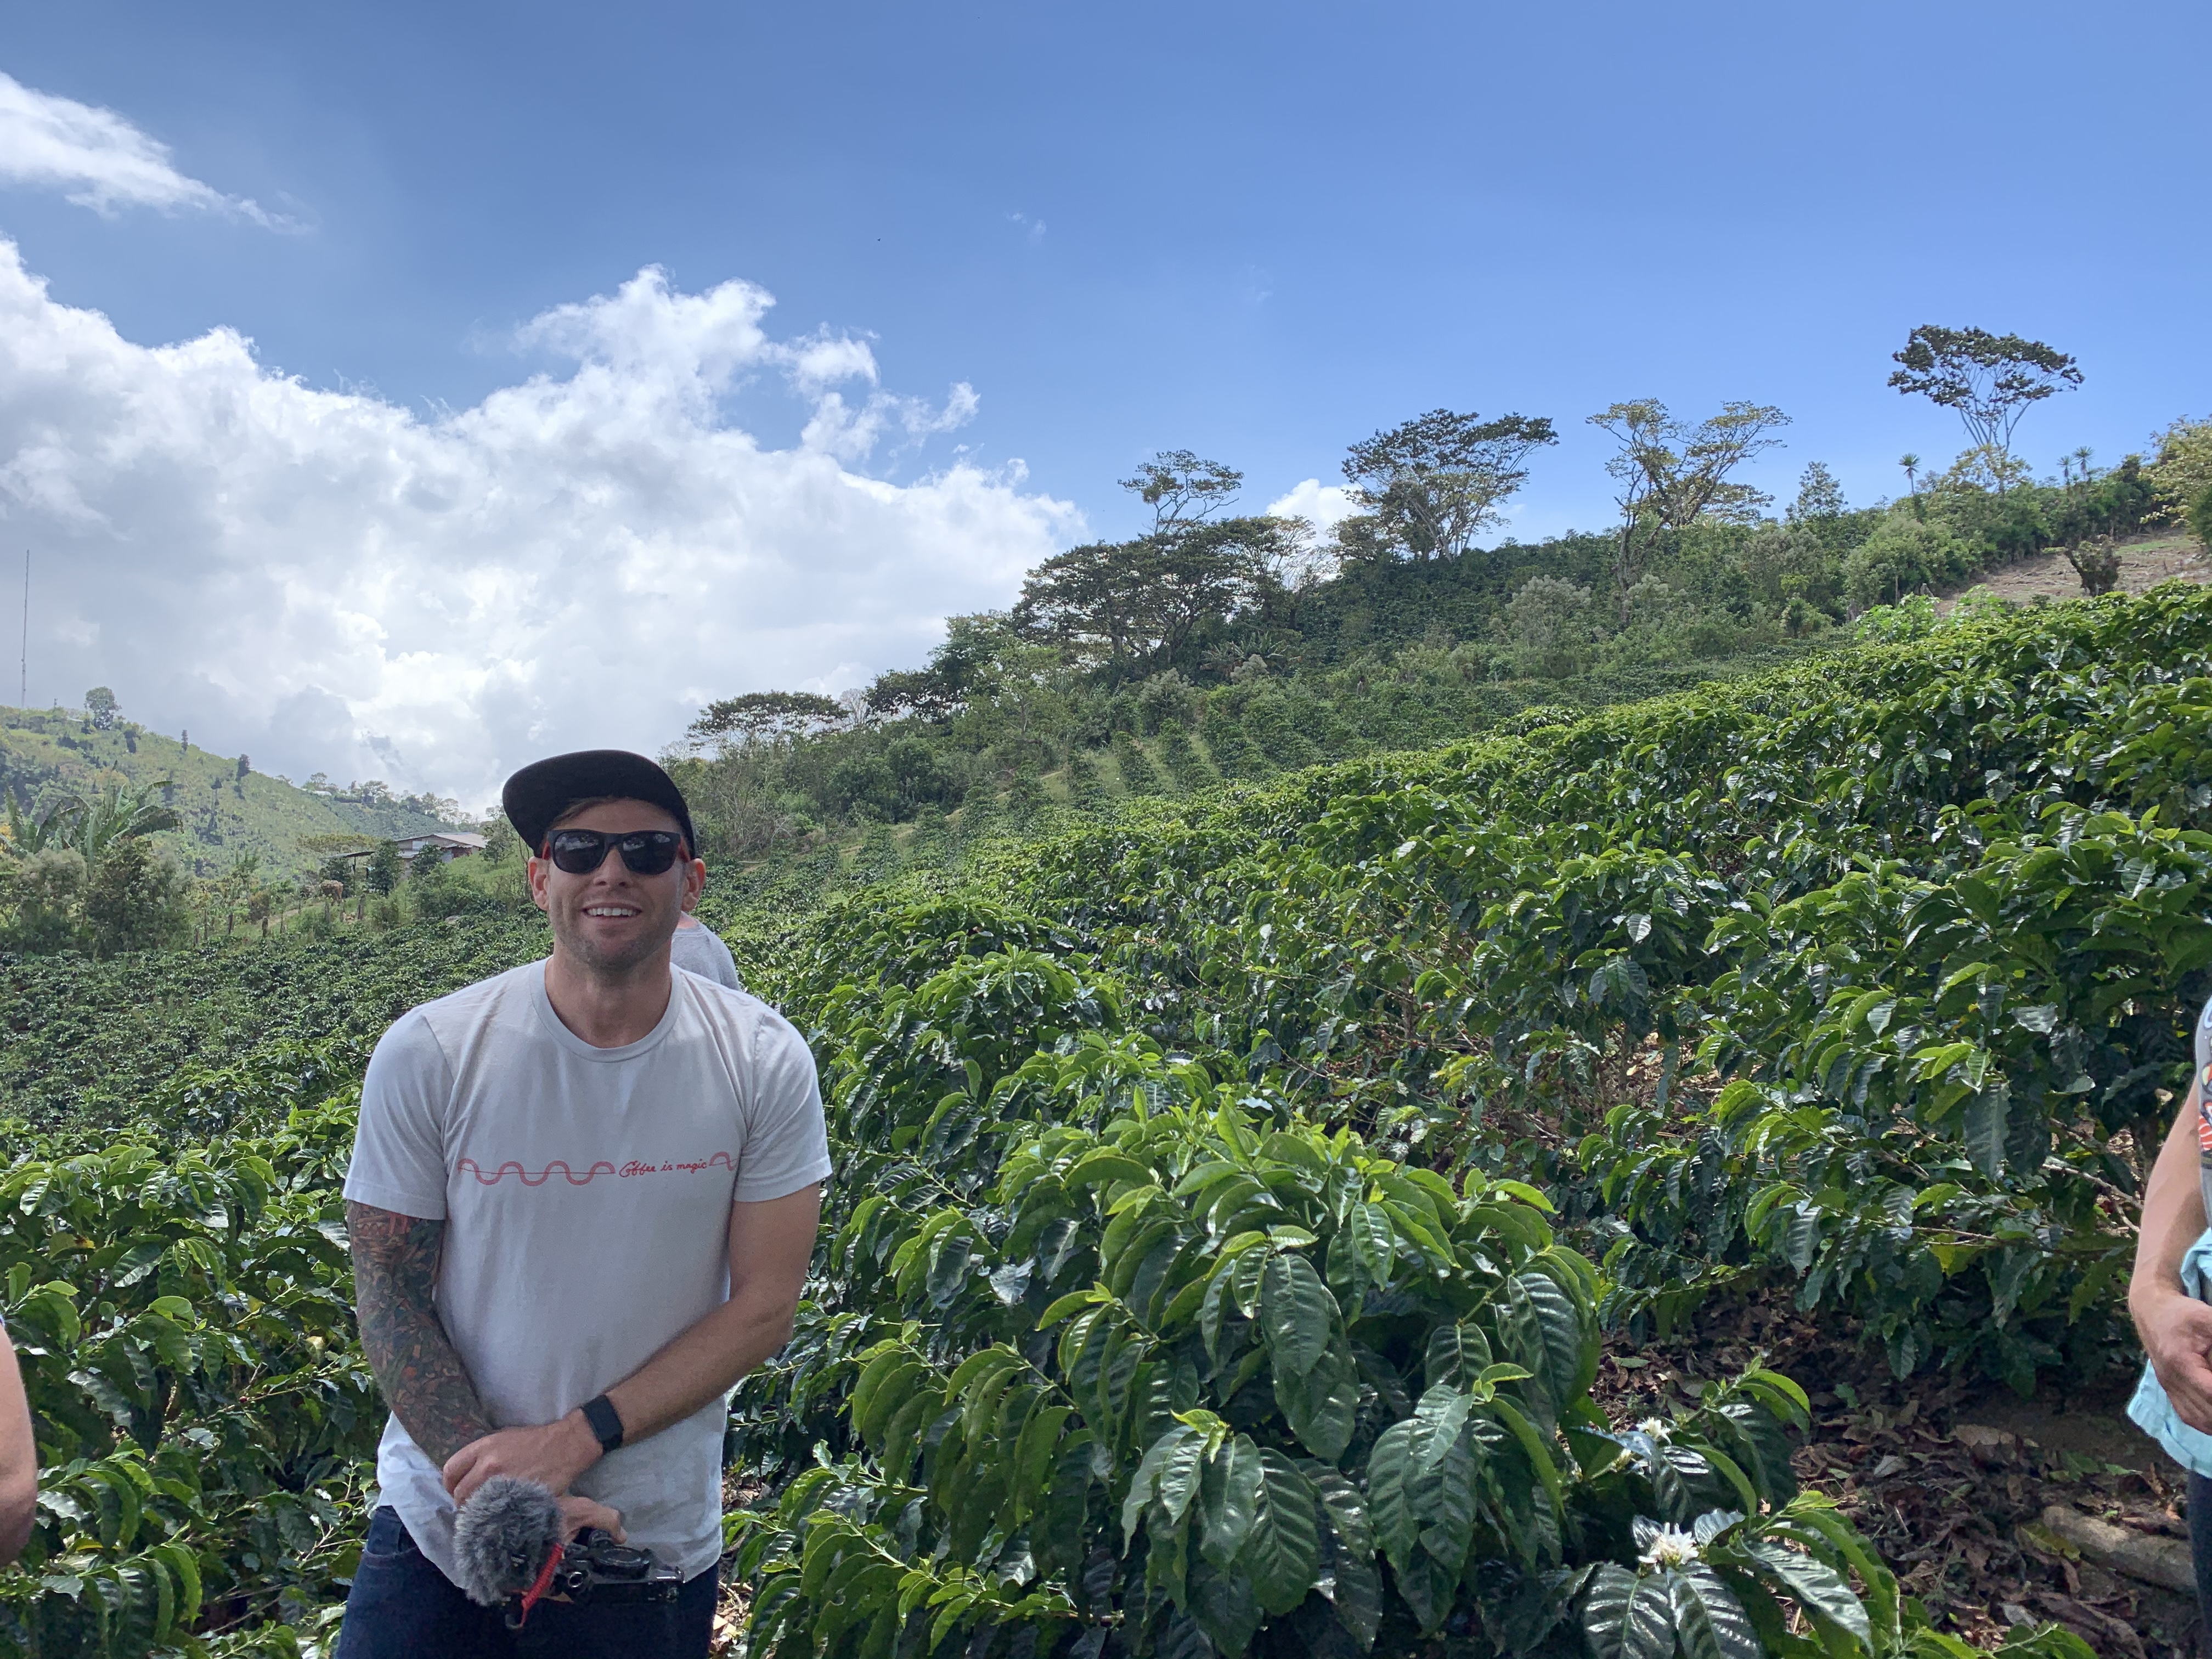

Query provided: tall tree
[1014,517,1291,675]
[1586,399,1790,603]
[864,614,1014,723]
[1787,462,1847,523]
[1011,543,1144,668]
[1887,325,2081,478]
[1118,450,1243,534]
[1339,409,1558,560]
[83,687,119,730]
[686,690,849,748]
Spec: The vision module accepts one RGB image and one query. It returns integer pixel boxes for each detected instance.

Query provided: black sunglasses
[540,828,687,876]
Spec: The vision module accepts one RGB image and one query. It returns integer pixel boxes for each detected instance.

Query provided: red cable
[515,1530,566,1626]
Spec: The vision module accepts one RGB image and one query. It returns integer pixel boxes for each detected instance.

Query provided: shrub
[1158,721,1219,792]
[1842,517,1971,613]
[1113,731,1165,795]
[82,839,190,957]
[0,847,86,954]
[732,941,1933,1659]
[0,1102,376,1654]
[1240,695,1323,770]
[1501,575,1598,678]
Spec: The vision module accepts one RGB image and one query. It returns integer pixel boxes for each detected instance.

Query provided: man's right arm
[347,1200,493,1466]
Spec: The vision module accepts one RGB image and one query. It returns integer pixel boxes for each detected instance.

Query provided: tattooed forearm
[346,1200,492,1466]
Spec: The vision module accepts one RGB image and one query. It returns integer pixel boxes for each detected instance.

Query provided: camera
[503,1528,681,1629]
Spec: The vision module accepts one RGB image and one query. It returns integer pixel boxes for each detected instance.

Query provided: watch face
[584,1395,623,1450]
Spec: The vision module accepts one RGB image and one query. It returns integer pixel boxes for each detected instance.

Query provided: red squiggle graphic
[455,1150,735,1187]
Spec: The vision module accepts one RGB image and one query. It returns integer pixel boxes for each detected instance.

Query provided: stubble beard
[552,904,675,980]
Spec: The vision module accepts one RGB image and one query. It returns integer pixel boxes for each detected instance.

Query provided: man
[2129,993,2212,1628]
[336,751,828,1658]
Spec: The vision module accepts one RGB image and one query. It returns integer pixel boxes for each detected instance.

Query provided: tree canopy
[687,690,850,747]
[1887,325,2081,466]
[1013,517,1298,672]
[1339,408,1558,560]
[1116,449,1243,533]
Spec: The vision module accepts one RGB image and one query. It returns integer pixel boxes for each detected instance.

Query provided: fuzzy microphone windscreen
[452,1476,564,1607]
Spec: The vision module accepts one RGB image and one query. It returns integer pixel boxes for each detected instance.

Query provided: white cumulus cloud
[1265,478,1360,534]
[0,246,1077,805]
[0,70,282,223]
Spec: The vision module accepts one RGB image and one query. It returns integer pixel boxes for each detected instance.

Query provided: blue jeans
[2194,1474,2212,1634]
[333,1506,719,1659]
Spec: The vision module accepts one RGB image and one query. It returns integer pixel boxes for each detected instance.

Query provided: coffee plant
[731,936,1917,1656]
[13,586,2203,1655]
[0,1079,375,1657]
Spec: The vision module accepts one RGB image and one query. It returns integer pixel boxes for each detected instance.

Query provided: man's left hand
[442,1413,601,1508]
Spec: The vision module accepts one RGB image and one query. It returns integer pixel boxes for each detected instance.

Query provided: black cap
[501,750,698,857]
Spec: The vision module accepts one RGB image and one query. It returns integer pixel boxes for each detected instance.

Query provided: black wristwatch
[581,1393,625,1453]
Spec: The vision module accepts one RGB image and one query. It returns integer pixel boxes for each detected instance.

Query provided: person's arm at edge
[346,1200,495,1467]
[2129,1075,2212,1431]
[0,1325,36,1565]
[443,1182,820,1504]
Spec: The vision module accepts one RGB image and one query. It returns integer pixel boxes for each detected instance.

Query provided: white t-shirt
[342,960,830,1587]
[671,922,743,990]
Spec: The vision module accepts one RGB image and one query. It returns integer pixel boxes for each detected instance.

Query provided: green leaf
[1410,1422,1481,1573]
[1274,1341,1359,1461]
[1125,1424,1201,1545]
[1365,1420,1418,1566]
[1344,1201,1395,1286]
[1237,1449,1321,1616]
[1410,1385,1472,1474]
[1962,1087,2009,1179]
[1424,1322,1492,1391]
[1670,1566,1762,1659]
[1312,1470,1381,1651]
[1261,1251,1337,1377]
[1037,1288,1106,1328]
[1583,1564,1674,1659]
[1187,1557,1263,1657]
[1201,1433,1266,1567]
[1155,1431,1209,1530]
[1743,1541,1872,1644]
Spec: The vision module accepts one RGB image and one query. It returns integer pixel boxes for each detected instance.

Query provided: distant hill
[0,705,467,880]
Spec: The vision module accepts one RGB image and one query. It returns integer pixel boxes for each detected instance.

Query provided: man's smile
[584,904,642,918]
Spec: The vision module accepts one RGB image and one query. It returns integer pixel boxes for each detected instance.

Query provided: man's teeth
[584,906,640,917]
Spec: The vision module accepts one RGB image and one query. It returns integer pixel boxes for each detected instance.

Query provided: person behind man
[2129,994,2212,1629]
[671,911,742,990]
[336,751,828,1658]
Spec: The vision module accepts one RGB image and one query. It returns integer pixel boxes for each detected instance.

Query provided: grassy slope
[0,706,454,879]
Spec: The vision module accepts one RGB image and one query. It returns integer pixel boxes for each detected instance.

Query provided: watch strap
[581,1393,625,1453]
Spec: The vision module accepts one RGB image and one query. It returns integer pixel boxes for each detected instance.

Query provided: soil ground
[1597,1291,2200,1659]
[1937,531,2210,611]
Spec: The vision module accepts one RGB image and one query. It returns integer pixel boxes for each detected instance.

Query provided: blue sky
[0,0,2205,794]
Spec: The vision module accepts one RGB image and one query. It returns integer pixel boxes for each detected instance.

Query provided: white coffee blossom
[1639,1525,1701,1570]
[1635,1418,1671,1443]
